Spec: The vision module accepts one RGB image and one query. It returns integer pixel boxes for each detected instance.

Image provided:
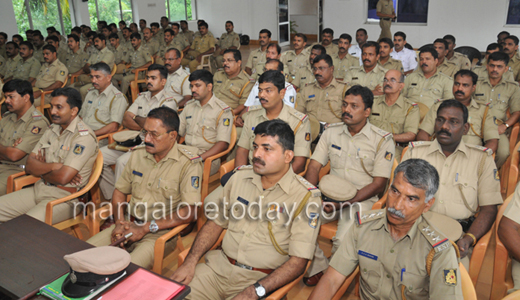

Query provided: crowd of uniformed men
[2,10,520,299]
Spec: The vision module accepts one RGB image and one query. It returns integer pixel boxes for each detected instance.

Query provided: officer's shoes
[303,271,323,287]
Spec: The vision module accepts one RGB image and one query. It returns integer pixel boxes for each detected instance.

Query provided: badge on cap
[73,144,85,155]
[223,118,230,126]
[191,176,199,189]
[444,269,457,286]
[308,213,319,228]
[31,126,41,134]
[385,151,393,161]
[305,132,311,141]
[60,70,65,76]
[494,169,500,180]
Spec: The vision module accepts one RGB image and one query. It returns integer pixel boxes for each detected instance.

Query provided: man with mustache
[179,20,195,44]
[214,21,240,69]
[245,29,271,80]
[402,47,454,108]
[345,41,388,96]
[80,63,128,147]
[292,44,326,90]
[472,43,514,81]
[303,84,395,286]
[0,87,98,223]
[88,106,202,269]
[473,51,520,168]
[61,34,89,82]
[0,42,22,82]
[349,28,368,65]
[32,44,69,108]
[402,100,502,270]
[142,27,160,58]
[390,31,417,75]
[332,33,360,82]
[369,69,419,160]
[163,48,192,108]
[418,70,498,155]
[378,38,403,72]
[181,21,215,72]
[10,41,41,85]
[172,119,321,299]
[179,69,233,175]
[315,28,339,57]
[99,64,177,202]
[310,159,463,299]
[296,54,347,126]
[502,35,520,83]
[434,38,459,78]
[0,80,49,196]
[280,33,308,80]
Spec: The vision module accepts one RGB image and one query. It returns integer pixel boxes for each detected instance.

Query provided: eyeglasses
[312,66,329,72]
[141,129,171,139]
[222,59,236,64]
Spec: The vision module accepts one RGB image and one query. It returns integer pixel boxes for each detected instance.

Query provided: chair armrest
[69,74,80,84]
[152,223,189,274]
[6,171,29,194]
[13,174,40,192]
[265,261,311,300]
[219,159,235,179]
[44,182,92,225]
[133,67,148,82]
[96,126,124,142]
[331,267,360,300]
[372,193,388,209]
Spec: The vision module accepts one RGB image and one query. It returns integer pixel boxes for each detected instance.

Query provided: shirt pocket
[359,255,383,295]
[428,84,443,98]
[96,106,111,123]
[157,178,179,201]
[131,174,146,200]
[453,174,478,212]
[406,84,420,97]
[358,149,375,172]
[201,121,218,144]
[400,272,429,299]
[329,146,346,169]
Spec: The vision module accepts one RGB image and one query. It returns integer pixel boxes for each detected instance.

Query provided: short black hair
[71,27,82,35]
[223,48,241,61]
[454,70,478,85]
[312,54,333,67]
[86,31,97,39]
[189,69,213,85]
[345,85,373,110]
[51,87,82,111]
[260,29,272,38]
[140,19,146,24]
[3,79,34,104]
[13,34,24,42]
[130,32,141,40]
[487,43,503,52]
[420,47,438,60]
[253,119,294,152]
[166,47,181,58]
[90,62,111,75]
[498,31,510,38]
[356,28,368,35]
[42,44,57,53]
[122,27,131,33]
[339,33,352,43]
[148,64,168,79]
[20,41,33,51]
[488,51,510,65]
[226,20,234,26]
[267,43,281,55]
[295,33,307,43]
[506,35,520,46]
[322,28,334,36]
[362,41,380,55]
[119,20,127,26]
[437,99,468,124]
[171,23,180,30]
[150,22,160,29]
[0,32,7,40]
[164,29,174,36]
[95,33,106,42]
[108,33,119,40]
[147,106,180,133]
[443,34,456,44]
[6,41,19,49]
[67,34,80,42]
[180,20,188,25]
[265,59,284,72]
[45,35,59,43]
[258,69,285,92]
[198,21,208,29]
[434,38,449,50]
[46,26,57,33]
[394,31,406,40]
[311,44,326,55]
[379,38,393,49]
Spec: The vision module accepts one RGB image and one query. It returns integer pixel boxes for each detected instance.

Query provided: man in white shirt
[390,31,417,75]
[349,29,368,65]
[245,59,296,108]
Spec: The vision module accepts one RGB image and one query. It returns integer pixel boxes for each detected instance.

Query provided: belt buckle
[235,261,253,271]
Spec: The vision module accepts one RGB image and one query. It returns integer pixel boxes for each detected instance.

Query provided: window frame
[364,0,429,26]
[20,0,68,34]
[165,0,197,21]
[91,0,134,29]
[505,0,520,27]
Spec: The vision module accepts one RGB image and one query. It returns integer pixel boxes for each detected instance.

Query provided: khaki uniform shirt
[12,56,41,81]
[62,48,89,74]
[370,95,420,136]
[57,48,68,65]
[474,77,520,122]
[333,53,361,81]
[142,38,160,56]
[33,46,44,64]
[239,104,311,162]
[120,39,133,54]
[191,34,215,54]
[330,210,463,299]
[180,30,194,44]
[1,54,22,78]
[324,43,339,57]
[311,122,394,203]
[206,167,321,269]
[448,52,471,70]
[281,50,309,78]
[420,98,498,145]
[172,35,190,51]
[245,48,267,80]
[127,89,178,117]
[213,70,254,109]
[35,59,69,89]
[0,44,5,59]
[377,0,395,15]
[127,45,152,70]
[116,143,202,222]
[296,78,347,124]
[437,59,459,78]
[345,65,388,90]
[32,116,98,188]
[80,84,128,131]
[403,70,454,108]
[378,57,403,73]
[508,51,520,82]
[472,65,515,82]
[0,55,4,72]
[0,106,50,165]
[87,46,115,68]
[113,44,128,64]
[402,140,503,220]
[179,96,233,154]
[292,65,315,89]
[164,67,191,105]
[158,41,176,58]
[218,32,240,50]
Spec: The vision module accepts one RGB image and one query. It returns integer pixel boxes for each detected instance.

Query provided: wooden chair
[501,141,520,199]
[177,229,311,300]
[501,289,520,300]
[507,109,520,155]
[7,151,103,239]
[0,96,5,120]
[37,77,69,114]
[130,58,154,102]
[460,263,478,300]
[331,267,360,300]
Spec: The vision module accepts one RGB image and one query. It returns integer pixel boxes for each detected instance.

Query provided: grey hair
[89,62,111,75]
[394,159,439,203]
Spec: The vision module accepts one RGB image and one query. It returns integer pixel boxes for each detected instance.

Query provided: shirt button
[440,200,444,203]
[390,249,394,253]
[445,164,448,167]
[386,274,391,278]
[148,183,151,186]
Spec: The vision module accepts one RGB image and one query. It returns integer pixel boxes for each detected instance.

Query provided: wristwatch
[149,220,159,233]
[505,123,510,128]
[253,282,266,298]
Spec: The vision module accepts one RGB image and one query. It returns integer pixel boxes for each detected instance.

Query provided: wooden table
[0,215,189,300]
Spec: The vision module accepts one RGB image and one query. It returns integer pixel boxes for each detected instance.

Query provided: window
[12,0,72,38]
[165,0,195,21]
[367,0,429,24]
[507,0,520,25]
[89,0,134,31]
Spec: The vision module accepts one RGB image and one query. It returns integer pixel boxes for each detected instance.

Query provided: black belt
[396,142,409,148]
[457,216,475,233]
[382,18,391,21]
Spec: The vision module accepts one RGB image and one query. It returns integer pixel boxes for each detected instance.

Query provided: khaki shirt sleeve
[429,244,464,299]
[239,81,254,106]
[102,51,115,67]
[237,114,253,150]
[294,118,311,158]
[292,70,301,89]
[376,0,383,12]
[245,52,254,69]
[178,108,187,137]
[126,100,140,115]
[329,222,359,276]
[180,160,203,206]
[508,85,520,114]
[16,119,49,154]
[504,185,520,224]
[63,134,97,171]
[181,75,191,97]
[110,95,128,124]
[310,129,331,166]
[205,174,233,228]
[442,77,454,99]
[55,65,68,83]
[477,154,503,206]
[208,37,216,49]
[418,105,437,135]
[231,35,241,48]
[372,137,395,178]
[295,92,306,114]
[403,106,420,134]
[483,106,499,142]
[216,109,234,143]
[288,194,321,259]
[31,130,51,154]
[29,61,41,78]
[114,151,134,194]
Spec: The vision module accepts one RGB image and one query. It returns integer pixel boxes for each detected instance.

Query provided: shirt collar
[99,83,117,97]
[144,141,180,163]
[19,105,37,123]
[373,212,423,247]
[427,139,469,158]
[249,167,295,195]
[52,115,80,135]
[150,89,166,103]
[342,120,372,139]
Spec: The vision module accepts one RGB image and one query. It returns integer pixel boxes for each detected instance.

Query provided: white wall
[290,0,317,35]
[131,0,166,25]
[71,0,90,28]
[324,0,519,51]
[0,1,21,38]
[291,15,318,35]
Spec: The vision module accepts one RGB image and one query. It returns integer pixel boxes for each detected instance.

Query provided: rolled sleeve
[372,137,395,178]
[310,130,331,166]
[403,106,420,134]
[115,152,135,194]
[205,178,232,229]
[288,195,320,259]
[216,110,233,144]
[63,134,97,171]
[509,86,520,114]
[429,244,464,299]
[294,118,311,158]
[477,155,503,206]
[178,109,187,137]
[29,62,41,78]
[180,160,203,206]
[17,120,48,154]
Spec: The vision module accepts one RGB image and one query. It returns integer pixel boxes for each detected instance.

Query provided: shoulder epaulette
[356,209,385,226]
[246,105,263,113]
[235,165,253,171]
[76,121,90,136]
[32,110,43,120]
[178,145,202,163]
[418,219,451,253]
[289,109,308,123]
[438,71,453,80]
[184,99,196,106]
[466,144,493,156]
[215,100,231,111]
[411,102,418,107]
[295,175,321,197]
[87,86,96,91]
[371,125,392,140]
[324,122,343,131]
[408,141,430,148]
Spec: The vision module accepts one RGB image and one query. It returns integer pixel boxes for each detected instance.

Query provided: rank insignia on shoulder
[296,176,320,197]
[223,118,230,126]
[411,103,418,106]
[31,126,41,134]
[236,165,253,171]
[73,144,85,155]
[309,213,319,229]
[409,141,426,148]
[356,210,385,225]
[191,176,200,189]
[444,269,457,286]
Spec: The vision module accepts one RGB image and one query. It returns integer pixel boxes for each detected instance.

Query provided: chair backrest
[111,64,117,76]
[460,262,477,300]
[492,193,515,299]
